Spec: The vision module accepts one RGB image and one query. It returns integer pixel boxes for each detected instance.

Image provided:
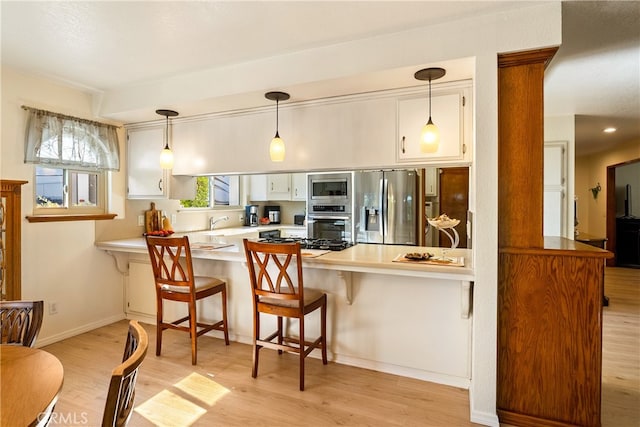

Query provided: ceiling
[2,1,638,156]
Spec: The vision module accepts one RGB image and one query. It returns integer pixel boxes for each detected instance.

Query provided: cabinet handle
[158,179,163,191]
[401,136,406,153]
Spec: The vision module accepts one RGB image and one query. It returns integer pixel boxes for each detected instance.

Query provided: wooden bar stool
[146,236,229,365]
[243,239,327,391]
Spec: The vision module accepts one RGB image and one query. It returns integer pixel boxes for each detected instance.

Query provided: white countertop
[96,229,474,281]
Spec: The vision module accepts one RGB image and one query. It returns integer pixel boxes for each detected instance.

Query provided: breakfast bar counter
[96,233,473,279]
[96,233,474,389]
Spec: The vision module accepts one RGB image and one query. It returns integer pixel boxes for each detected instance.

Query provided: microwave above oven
[308,172,352,202]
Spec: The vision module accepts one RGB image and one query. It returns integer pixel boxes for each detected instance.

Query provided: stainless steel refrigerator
[354,170,418,245]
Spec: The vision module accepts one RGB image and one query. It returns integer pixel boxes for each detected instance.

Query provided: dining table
[0,345,64,427]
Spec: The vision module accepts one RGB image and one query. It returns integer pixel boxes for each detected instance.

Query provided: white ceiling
[544,1,640,155]
[2,1,638,155]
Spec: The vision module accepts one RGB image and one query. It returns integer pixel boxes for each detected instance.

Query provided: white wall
[575,139,640,236]
[0,66,126,344]
[0,2,563,425]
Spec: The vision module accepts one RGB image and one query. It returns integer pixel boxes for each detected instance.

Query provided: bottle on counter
[162,215,174,232]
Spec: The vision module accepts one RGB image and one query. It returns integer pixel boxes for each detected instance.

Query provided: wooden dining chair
[102,320,148,427]
[0,300,44,347]
[145,235,229,365]
[243,239,328,391]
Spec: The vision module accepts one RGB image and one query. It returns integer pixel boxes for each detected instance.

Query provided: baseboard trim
[333,353,471,390]
[35,313,126,347]
[470,410,500,427]
[497,409,576,427]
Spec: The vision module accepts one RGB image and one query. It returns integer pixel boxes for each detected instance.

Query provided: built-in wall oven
[307,172,354,242]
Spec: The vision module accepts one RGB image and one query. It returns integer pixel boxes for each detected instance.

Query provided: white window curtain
[23,106,120,171]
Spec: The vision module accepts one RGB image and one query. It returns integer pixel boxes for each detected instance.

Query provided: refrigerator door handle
[382,177,389,242]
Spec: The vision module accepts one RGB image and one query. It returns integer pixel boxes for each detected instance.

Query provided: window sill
[26,213,117,223]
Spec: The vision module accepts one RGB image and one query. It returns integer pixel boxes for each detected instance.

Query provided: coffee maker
[245,205,259,227]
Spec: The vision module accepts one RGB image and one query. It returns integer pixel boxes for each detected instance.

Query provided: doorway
[606,158,640,267]
[439,167,469,248]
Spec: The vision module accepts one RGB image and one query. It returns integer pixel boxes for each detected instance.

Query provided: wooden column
[497,47,614,427]
[498,49,556,248]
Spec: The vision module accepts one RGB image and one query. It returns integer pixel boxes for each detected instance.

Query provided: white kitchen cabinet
[268,174,291,199]
[127,260,156,316]
[127,126,167,199]
[249,175,268,201]
[290,96,395,171]
[425,167,439,197]
[249,174,291,201]
[154,84,471,176]
[291,173,307,201]
[397,85,469,164]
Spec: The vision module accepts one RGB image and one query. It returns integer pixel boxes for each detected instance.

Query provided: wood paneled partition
[497,48,613,427]
[1,180,27,301]
[498,241,610,426]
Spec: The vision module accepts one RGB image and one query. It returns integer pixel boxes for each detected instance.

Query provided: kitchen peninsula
[97,229,474,388]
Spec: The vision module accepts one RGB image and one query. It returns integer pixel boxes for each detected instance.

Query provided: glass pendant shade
[420,117,440,153]
[156,109,178,170]
[270,132,285,162]
[160,145,174,169]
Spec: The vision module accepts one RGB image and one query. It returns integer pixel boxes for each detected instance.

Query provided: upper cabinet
[396,84,470,164]
[291,173,307,201]
[127,126,167,199]
[159,82,472,176]
[267,174,291,200]
[126,125,196,200]
[249,173,291,201]
[249,173,307,202]
[287,95,395,170]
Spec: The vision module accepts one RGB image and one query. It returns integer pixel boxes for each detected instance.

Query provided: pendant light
[414,67,446,153]
[265,91,290,162]
[156,109,178,169]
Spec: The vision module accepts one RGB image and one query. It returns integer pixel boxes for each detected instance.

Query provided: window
[22,106,120,218]
[35,167,102,210]
[181,176,240,208]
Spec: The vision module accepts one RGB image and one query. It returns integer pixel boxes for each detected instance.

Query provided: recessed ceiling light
[603,127,617,133]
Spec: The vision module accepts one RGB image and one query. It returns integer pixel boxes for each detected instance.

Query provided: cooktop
[258,237,354,251]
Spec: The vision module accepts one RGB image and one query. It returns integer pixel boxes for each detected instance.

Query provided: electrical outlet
[239,214,244,222]
[137,215,144,226]
[49,302,58,315]
[171,214,177,225]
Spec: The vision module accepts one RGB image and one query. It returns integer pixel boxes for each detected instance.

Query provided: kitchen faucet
[210,215,229,230]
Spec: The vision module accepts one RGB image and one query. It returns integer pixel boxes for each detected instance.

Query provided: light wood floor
[43,322,480,426]
[42,267,639,427]
[601,266,640,427]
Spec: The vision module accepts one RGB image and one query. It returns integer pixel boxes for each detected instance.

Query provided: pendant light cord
[275,99,280,137]
[164,115,170,149]
[428,78,432,118]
